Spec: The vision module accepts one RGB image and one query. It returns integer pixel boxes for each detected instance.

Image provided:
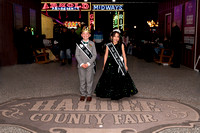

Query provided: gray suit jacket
[75,40,97,68]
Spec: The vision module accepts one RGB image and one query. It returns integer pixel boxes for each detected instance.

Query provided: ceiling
[41,0,159,3]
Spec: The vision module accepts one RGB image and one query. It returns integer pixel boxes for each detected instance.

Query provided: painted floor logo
[0,94,199,133]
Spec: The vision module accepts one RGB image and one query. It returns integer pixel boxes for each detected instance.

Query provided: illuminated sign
[64,21,81,29]
[41,2,91,11]
[113,12,124,30]
[113,14,118,28]
[92,4,123,11]
[119,14,124,30]
[88,12,95,30]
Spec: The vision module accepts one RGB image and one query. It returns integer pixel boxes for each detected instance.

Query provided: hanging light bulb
[84,0,88,2]
[112,0,116,2]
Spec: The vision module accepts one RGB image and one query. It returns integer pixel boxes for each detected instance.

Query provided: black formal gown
[95,43,138,100]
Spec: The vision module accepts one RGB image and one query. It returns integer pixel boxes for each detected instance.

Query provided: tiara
[113,29,121,33]
[82,26,91,33]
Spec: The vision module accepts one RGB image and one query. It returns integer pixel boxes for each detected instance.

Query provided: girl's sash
[76,41,96,72]
[107,43,127,76]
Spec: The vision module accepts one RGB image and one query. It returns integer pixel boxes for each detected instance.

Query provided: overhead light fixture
[147,20,159,27]
[112,0,116,2]
[84,0,88,2]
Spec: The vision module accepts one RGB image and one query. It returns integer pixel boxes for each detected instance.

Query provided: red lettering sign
[82,3,89,9]
[90,20,94,24]
[74,3,81,9]
[59,3,66,7]
[90,14,94,19]
[42,2,90,10]
[50,3,57,8]
[89,12,95,30]
[67,3,74,8]
[42,3,49,10]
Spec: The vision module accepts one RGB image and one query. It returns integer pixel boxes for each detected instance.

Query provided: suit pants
[78,66,94,97]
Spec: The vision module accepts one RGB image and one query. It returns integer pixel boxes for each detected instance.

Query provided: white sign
[93,4,123,11]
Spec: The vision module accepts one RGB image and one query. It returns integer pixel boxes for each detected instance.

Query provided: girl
[95,29,138,100]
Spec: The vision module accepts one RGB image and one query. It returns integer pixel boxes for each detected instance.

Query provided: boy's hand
[85,63,89,68]
[81,64,86,68]
[81,64,88,69]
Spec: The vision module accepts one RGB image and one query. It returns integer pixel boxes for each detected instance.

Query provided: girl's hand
[125,66,128,71]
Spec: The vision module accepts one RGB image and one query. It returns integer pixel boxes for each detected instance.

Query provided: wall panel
[0,0,41,66]
[158,0,198,69]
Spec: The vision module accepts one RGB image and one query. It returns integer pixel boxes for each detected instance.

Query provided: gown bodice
[105,43,123,74]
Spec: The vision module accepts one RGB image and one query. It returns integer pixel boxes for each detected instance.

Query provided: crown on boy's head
[82,26,91,33]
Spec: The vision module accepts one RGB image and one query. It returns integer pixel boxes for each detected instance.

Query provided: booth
[41,2,125,38]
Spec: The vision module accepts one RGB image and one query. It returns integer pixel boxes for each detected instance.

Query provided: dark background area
[43,2,158,41]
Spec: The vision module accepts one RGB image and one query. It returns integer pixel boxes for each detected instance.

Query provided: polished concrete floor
[0,55,200,132]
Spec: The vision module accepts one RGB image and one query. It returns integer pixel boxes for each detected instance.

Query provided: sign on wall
[92,4,124,11]
[88,12,95,30]
[184,0,196,46]
[41,2,91,11]
[185,0,196,26]
[64,21,81,29]
[113,12,124,30]
[174,4,182,31]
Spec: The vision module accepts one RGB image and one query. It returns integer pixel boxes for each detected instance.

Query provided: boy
[75,26,97,102]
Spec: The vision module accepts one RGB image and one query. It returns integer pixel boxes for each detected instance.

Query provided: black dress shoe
[80,96,85,101]
[86,97,92,102]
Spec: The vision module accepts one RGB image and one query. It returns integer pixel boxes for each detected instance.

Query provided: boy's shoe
[80,96,85,101]
[86,97,92,102]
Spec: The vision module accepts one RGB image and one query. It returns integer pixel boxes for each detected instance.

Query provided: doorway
[95,11,115,43]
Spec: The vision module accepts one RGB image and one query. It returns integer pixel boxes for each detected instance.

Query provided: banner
[185,0,196,26]
[174,4,182,30]
[184,0,196,45]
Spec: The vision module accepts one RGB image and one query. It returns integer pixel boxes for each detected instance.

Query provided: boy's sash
[76,41,93,59]
[76,41,96,72]
[107,43,127,76]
